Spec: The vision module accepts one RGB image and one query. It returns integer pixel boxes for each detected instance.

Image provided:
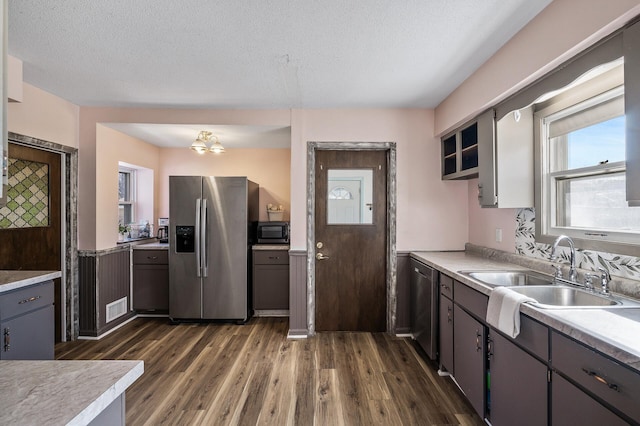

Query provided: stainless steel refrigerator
[169,176,259,321]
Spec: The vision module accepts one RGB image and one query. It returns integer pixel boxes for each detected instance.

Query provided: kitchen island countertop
[0,270,61,294]
[0,360,143,425]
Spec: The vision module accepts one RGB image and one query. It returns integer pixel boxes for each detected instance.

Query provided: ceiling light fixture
[190,130,225,154]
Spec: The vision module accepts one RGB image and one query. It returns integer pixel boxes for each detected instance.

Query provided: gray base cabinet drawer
[440,274,453,299]
[0,281,54,320]
[133,250,168,265]
[508,315,549,361]
[253,251,289,265]
[552,372,628,426]
[454,280,488,319]
[551,331,640,424]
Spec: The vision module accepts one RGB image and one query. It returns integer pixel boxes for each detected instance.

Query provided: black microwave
[257,221,289,244]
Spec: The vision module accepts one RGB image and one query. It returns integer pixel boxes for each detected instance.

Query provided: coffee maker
[157,217,169,243]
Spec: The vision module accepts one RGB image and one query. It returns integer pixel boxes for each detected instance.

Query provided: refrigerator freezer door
[201,177,249,320]
[169,176,203,319]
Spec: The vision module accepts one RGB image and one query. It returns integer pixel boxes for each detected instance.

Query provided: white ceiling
[8,0,553,147]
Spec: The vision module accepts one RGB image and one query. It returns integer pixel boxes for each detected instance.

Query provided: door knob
[316,253,330,261]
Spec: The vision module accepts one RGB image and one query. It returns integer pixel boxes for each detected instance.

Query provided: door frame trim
[8,132,78,341]
[307,141,397,334]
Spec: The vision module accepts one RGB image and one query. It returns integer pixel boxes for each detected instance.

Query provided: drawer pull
[582,368,619,392]
[442,284,450,291]
[475,330,482,352]
[18,295,41,305]
[268,256,279,260]
[147,256,159,260]
[4,328,9,351]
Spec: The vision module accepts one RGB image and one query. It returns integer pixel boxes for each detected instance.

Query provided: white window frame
[535,77,640,254]
[118,167,136,225]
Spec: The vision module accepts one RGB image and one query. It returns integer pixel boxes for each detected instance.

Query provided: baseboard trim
[395,333,413,338]
[287,329,309,339]
[78,314,138,340]
[254,310,289,317]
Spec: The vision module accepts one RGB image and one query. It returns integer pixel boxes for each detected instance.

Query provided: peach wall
[95,124,161,250]
[466,178,517,251]
[157,148,291,222]
[8,82,79,148]
[289,108,469,251]
[435,0,640,136]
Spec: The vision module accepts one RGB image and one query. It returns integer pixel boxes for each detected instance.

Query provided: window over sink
[535,60,640,248]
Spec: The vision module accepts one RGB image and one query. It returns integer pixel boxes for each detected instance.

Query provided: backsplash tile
[515,208,640,281]
[0,159,50,228]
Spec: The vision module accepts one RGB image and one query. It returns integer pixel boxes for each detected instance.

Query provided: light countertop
[0,360,143,426]
[0,270,61,294]
[252,244,290,251]
[411,250,640,372]
[133,242,169,250]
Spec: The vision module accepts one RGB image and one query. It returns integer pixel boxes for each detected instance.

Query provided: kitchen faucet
[550,235,577,283]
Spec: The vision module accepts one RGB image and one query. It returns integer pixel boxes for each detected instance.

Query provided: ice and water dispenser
[175,226,195,252]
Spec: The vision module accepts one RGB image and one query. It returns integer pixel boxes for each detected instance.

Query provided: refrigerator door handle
[195,198,201,277]
[201,198,208,277]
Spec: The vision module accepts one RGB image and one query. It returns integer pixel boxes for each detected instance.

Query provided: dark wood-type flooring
[56,317,483,425]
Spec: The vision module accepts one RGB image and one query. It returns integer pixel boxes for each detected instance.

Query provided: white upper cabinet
[476,107,534,208]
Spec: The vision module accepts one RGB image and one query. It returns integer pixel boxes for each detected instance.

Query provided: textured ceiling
[8,0,552,110]
[9,1,552,148]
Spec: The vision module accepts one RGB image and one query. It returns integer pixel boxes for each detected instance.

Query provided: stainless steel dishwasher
[410,258,439,361]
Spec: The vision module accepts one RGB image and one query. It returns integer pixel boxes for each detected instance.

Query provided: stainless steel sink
[461,270,553,287]
[508,286,620,308]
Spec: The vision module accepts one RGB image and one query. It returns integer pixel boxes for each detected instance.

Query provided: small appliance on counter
[157,217,169,243]
[256,221,289,244]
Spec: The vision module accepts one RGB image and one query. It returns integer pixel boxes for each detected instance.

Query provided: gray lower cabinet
[439,273,455,373]
[551,373,628,426]
[489,330,547,426]
[551,330,639,425]
[133,250,169,313]
[0,280,54,360]
[439,293,454,374]
[253,250,289,311]
[453,304,486,418]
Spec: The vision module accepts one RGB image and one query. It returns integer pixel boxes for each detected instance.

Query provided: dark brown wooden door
[0,143,62,342]
[315,150,387,332]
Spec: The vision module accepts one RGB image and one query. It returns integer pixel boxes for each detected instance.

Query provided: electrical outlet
[495,228,503,242]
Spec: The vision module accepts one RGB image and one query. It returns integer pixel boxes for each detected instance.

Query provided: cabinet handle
[487,335,493,359]
[268,256,279,260]
[475,330,482,352]
[442,284,450,292]
[147,256,158,260]
[447,306,452,323]
[18,295,41,304]
[4,328,10,352]
[581,368,619,392]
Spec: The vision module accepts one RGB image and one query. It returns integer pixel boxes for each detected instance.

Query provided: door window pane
[327,169,373,224]
[0,159,50,228]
